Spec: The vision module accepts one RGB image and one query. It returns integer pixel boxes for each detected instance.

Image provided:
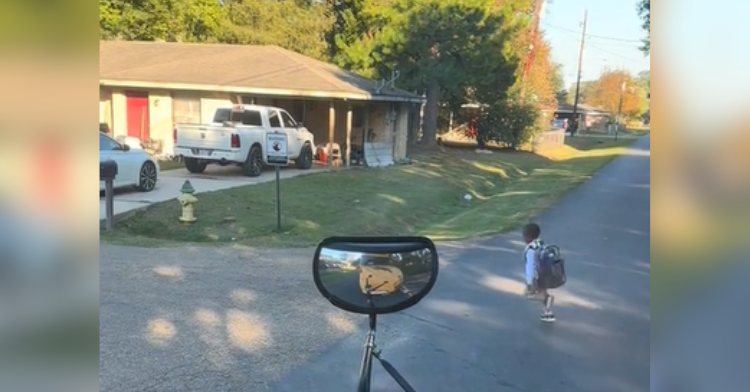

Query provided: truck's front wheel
[296,143,313,170]
[242,145,264,177]
[184,158,207,174]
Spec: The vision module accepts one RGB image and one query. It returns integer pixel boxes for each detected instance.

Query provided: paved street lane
[271,136,651,392]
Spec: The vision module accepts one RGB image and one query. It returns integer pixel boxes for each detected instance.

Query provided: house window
[173,95,201,124]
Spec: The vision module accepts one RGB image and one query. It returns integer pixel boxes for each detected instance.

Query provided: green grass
[102,137,638,248]
[583,126,650,137]
[157,159,184,171]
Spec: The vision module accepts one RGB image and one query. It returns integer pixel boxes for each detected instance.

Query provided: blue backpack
[534,242,567,289]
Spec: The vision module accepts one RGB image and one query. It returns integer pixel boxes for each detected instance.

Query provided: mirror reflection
[316,245,435,310]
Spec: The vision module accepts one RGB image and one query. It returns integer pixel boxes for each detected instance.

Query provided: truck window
[213,109,231,123]
[227,110,263,126]
[268,111,282,128]
[280,111,298,128]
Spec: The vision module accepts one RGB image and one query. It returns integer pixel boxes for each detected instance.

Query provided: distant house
[99,40,425,166]
[554,103,612,131]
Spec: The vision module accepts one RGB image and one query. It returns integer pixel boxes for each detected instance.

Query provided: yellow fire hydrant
[178,180,198,223]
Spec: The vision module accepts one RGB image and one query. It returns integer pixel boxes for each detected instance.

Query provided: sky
[540,0,650,88]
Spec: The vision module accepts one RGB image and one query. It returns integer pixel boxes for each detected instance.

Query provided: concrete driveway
[99,137,650,392]
[99,164,327,221]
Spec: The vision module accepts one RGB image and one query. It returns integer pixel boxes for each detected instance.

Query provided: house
[554,103,612,131]
[99,40,425,167]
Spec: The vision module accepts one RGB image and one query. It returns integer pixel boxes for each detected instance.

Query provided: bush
[475,101,541,149]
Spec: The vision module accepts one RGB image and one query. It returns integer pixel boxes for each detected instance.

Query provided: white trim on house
[99,79,426,104]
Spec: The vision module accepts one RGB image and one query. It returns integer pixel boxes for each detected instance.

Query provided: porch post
[328,100,335,168]
[363,103,370,141]
[345,102,352,167]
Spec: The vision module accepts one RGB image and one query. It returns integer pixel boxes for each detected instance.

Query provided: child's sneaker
[540,312,556,323]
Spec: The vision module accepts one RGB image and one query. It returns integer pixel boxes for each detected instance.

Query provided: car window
[269,110,282,128]
[213,109,231,123]
[280,111,298,128]
[100,134,123,151]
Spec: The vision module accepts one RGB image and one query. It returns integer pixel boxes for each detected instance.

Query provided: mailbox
[100,160,118,181]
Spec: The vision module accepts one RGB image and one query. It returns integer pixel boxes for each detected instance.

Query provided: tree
[325,0,370,66]
[550,62,567,103]
[635,70,650,92]
[341,0,517,147]
[637,0,650,54]
[475,101,539,149]
[100,0,333,60]
[566,80,596,105]
[99,0,227,42]
[219,0,333,60]
[586,70,643,120]
[521,37,558,110]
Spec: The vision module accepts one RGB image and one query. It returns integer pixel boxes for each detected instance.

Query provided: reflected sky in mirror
[317,246,435,310]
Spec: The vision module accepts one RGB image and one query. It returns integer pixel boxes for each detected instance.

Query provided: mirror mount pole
[356,313,417,392]
[356,313,377,392]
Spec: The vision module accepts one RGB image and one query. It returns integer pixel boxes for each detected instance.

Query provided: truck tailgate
[175,125,234,151]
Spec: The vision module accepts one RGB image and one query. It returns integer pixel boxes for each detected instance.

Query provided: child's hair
[522,223,541,240]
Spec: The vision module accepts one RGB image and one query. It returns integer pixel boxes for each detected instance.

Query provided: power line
[548,27,646,65]
[542,22,642,43]
[586,43,645,65]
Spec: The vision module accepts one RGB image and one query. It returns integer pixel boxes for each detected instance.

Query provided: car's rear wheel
[184,158,207,174]
[242,145,264,177]
[296,143,313,170]
[136,161,158,192]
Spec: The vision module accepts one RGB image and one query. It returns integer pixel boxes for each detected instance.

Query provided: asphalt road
[272,136,651,392]
[100,136,650,392]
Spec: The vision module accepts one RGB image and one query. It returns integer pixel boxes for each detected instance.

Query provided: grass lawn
[584,126,650,137]
[157,159,184,171]
[102,137,639,248]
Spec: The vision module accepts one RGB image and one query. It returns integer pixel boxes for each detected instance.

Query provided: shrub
[475,101,541,149]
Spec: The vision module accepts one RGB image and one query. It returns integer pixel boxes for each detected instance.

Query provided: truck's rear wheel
[296,143,313,170]
[242,145,264,177]
[184,158,208,174]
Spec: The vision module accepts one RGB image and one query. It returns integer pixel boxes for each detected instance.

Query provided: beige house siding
[99,88,112,126]
[149,90,173,154]
[111,90,127,138]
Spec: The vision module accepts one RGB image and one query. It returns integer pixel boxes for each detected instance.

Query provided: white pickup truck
[173,104,315,177]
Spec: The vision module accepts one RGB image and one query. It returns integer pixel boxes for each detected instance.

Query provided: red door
[126,92,150,140]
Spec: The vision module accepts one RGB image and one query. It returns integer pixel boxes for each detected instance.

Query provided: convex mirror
[313,236,439,315]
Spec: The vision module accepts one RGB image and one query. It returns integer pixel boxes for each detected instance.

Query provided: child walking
[521,223,556,322]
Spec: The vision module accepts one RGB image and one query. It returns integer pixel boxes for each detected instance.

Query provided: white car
[99,132,160,192]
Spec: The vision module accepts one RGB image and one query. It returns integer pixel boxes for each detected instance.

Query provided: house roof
[99,40,424,103]
[556,102,610,114]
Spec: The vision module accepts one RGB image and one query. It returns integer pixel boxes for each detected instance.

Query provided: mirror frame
[312,236,439,315]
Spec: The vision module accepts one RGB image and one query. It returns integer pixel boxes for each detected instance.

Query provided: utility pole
[570,9,587,137]
[520,0,545,100]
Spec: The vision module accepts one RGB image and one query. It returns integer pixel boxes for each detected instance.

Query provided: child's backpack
[535,243,567,289]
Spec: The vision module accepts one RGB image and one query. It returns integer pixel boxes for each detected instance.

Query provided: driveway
[99,136,650,392]
[99,164,327,221]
